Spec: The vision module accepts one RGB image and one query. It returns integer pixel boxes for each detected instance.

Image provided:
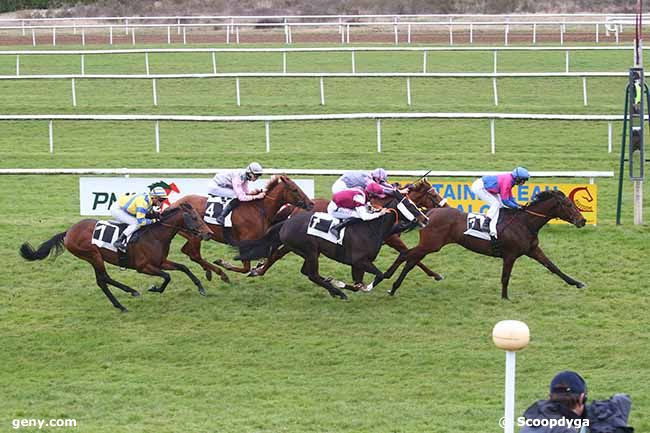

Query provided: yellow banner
[425,181,598,225]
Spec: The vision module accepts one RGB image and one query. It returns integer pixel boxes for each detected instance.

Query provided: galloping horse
[236,193,429,300]
[19,203,213,312]
[383,190,587,299]
[249,179,448,278]
[171,175,314,281]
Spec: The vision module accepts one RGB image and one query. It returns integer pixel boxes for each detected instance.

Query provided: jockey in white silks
[470,167,530,237]
[208,162,265,225]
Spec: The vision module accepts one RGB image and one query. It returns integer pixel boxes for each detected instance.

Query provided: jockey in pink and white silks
[326,182,388,237]
[208,162,265,225]
[471,167,530,237]
[331,168,394,195]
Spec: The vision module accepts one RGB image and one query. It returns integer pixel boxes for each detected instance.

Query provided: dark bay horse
[19,203,213,312]
[171,174,314,281]
[249,179,448,278]
[236,194,429,300]
[383,190,587,299]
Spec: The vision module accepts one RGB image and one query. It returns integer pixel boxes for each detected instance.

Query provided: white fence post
[236,26,240,44]
[533,23,537,44]
[493,50,498,73]
[596,23,599,43]
[394,19,399,45]
[319,77,325,105]
[152,79,158,106]
[265,121,270,152]
[131,28,135,46]
[283,52,287,74]
[560,24,564,45]
[81,55,85,75]
[565,50,570,73]
[504,24,509,46]
[212,52,217,74]
[406,77,412,106]
[236,77,241,106]
[608,122,613,153]
[407,23,411,44]
[32,28,36,47]
[449,24,453,45]
[167,26,171,44]
[346,24,350,43]
[376,119,382,153]
[71,78,77,107]
[49,120,54,153]
[183,27,187,45]
[423,51,427,73]
[155,120,160,153]
[81,28,85,46]
[226,25,230,44]
[52,27,56,46]
[15,55,19,76]
[490,118,495,154]
[145,52,150,75]
[109,26,114,45]
[493,78,499,106]
[470,23,473,44]
[582,77,588,106]
[351,51,356,74]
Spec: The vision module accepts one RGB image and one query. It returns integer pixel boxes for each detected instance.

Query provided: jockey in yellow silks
[110,186,168,252]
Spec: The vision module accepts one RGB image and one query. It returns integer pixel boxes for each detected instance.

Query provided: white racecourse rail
[0,112,625,155]
[0,46,640,107]
[0,13,645,46]
[0,168,614,185]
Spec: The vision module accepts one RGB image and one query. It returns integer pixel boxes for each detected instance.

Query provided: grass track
[1,41,649,433]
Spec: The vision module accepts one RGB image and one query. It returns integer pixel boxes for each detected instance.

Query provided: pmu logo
[568,187,594,213]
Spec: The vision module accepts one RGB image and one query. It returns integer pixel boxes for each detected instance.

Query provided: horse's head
[406,179,448,210]
[526,190,586,228]
[372,191,429,228]
[162,203,213,240]
[265,175,314,210]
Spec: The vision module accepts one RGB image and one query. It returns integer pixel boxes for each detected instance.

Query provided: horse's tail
[20,232,67,261]
[234,221,285,261]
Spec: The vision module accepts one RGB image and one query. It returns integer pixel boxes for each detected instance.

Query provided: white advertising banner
[79,177,315,216]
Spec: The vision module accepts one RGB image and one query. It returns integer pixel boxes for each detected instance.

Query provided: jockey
[110,186,168,252]
[331,168,395,195]
[471,167,530,237]
[208,162,265,225]
[327,182,388,238]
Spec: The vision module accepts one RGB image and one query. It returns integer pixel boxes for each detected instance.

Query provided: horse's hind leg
[248,245,291,277]
[180,237,230,283]
[384,250,409,280]
[299,254,348,300]
[161,259,208,296]
[214,258,251,274]
[389,246,433,296]
[93,269,129,312]
[527,246,586,289]
[104,275,140,298]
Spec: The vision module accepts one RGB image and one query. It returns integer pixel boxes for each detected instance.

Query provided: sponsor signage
[426,181,598,225]
[79,177,315,216]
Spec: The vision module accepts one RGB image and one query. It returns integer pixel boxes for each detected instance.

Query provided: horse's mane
[528,190,565,207]
[160,204,185,219]
[265,174,291,192]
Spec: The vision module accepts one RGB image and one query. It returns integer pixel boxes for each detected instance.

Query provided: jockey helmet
[371,167,388,183]
[512,167,530,181]
[150,186,168,199]
[365,182,386,198]
[246,162,263,180]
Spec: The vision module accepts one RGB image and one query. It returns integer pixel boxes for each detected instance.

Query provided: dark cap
[550,371,586,395]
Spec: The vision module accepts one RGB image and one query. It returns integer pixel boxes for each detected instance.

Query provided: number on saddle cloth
[91,220,131,251]
[309,214,334,233]
[204,195,233,225]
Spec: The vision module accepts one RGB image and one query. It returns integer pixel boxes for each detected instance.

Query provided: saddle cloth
[463,211,500,241]
[91,220,131,252]
[307,212,345,245]
[204,195,233,227]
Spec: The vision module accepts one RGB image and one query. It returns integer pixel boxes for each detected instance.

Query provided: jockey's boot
[330,218,362,238]
[481,217,492,233]
[215,199,239,225]
[113,233,128,252]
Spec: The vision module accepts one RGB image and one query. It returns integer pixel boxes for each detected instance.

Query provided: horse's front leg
[500,255,518,300]
[384,234,444,281]
[180,236,230,283]
[527,246,586,289]
[214,258,251,274]
[139,264,172,294]
[161,259,208,296]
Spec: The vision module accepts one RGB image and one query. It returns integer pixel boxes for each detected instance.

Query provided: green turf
[1,41,649,433]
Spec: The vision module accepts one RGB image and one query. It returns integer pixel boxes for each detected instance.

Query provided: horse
[170,174,314,282]
[383,190,587,299]
[248,179,448,278]
[19,203,213,312]
[235,193,429,300]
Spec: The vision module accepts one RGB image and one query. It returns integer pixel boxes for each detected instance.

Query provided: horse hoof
[387,289,396,296]
[576,282,586,289]
[214,259,225,266]
[247,270,259,277]
[148,285,161,293]
[131,291,140,297]
[434,275,445,281]
[199,288,207,296]
[331,280,346,289]
[205,270,212,281]
[120,308,129,313]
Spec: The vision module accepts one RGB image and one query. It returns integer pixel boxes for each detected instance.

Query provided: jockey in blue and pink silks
[471,167,530,237]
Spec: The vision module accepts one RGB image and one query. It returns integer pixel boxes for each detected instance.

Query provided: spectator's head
[549,371,587,415]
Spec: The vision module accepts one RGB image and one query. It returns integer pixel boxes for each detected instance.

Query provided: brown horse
[171,174,314,281]
[383,190,587,299]
[19,203,213,312]
[249,179,448,278]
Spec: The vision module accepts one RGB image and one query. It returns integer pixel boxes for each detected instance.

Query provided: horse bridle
[160,215,207,237]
